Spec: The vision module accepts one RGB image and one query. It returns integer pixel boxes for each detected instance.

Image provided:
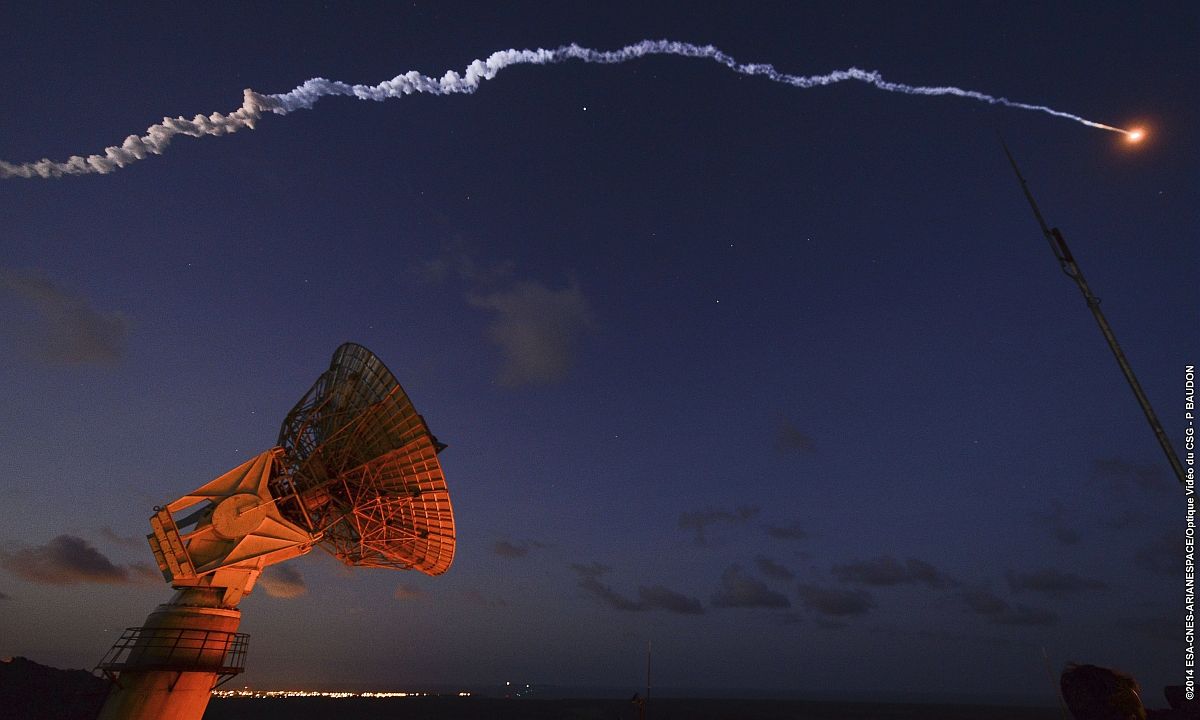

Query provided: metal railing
[96,626,248,678]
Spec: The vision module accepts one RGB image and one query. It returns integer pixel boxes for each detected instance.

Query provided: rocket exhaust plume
[1,39,1133,180]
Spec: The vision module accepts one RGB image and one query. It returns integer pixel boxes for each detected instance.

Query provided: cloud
[904,559,955,588]
[774,416,815,454]
[100,527,145,549]
[993,605,1058,626]
[128,562,163,584]
[570,563,703,614]
[571,562,642,611]
[394,583,425,600]
[463,589,507,608]
[415,246,517,287]
[754,555,795,581]
[0,535,131,584]
[1005,568,1107,596]
[796,583,876,617]
[679,506,760,546]
[764,521,809,541]
[258,565,307,599]
[831,556,914,587]
[469,279,592,387]
[570,562,610,579]
[959,588,1009,616]
[831,556,953,589]
[418,245,588,387]
[1134,532,1181,576]
[815,618,850,629]
[494,539,549,558]
[1034,500,1081,546]
[712,565,791,609]
[1116,614,1175,642]
[958,588,1058,626]
[1094,457,1171,494]
[1102,508,1151,532]
[495,540,529,558]
[0,268,129,364]
[1052,525,1081,545]
[638,584,705,615]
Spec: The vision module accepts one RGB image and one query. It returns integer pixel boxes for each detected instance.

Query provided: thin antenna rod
[646,640,652,720]
[1041,646,1071,720]
[1000,137,1186,486]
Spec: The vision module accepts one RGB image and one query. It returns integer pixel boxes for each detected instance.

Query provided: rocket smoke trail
[1,39,1130,180]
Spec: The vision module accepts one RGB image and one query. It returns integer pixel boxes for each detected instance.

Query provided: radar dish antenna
[95,343,455,720]
[274,342,455,574]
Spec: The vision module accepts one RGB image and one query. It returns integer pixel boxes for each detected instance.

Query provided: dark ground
[0,656,1068,720]
[0,656,108,720]
[202,696,1064,720]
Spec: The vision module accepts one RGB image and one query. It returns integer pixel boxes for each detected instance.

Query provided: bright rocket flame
[1125,128,1145,143]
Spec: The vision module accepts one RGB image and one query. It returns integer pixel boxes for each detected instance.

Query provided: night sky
[1,1,1196,705]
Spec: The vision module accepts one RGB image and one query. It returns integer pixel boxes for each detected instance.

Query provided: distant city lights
[212,689,472,699]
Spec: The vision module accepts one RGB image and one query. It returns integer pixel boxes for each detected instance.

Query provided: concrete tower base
[97,589,244,720]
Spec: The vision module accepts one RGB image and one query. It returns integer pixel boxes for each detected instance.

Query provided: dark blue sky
[1,1,1195,704]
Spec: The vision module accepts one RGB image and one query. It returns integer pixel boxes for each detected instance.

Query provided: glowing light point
[1126,128,1145,143]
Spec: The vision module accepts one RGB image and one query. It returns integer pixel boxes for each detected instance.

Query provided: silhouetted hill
[0,656,108,720]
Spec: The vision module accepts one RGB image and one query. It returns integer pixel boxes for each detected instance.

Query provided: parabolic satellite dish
[145,342,456,597]
[274,342,456,573]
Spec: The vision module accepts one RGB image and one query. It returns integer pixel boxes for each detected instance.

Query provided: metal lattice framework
[272,343,455,574]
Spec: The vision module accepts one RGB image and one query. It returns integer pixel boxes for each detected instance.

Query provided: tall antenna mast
[646,640,652,720]
[1000,138,1186,486]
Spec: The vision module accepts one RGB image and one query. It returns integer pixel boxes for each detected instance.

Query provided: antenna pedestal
[96,589,246,720]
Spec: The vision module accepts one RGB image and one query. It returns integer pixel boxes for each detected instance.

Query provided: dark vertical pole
[1042,646,1071,720]
[645,640,651,720]
[1001,139,1186,486]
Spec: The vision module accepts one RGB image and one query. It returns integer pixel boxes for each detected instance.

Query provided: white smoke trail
[1,39,1127,180]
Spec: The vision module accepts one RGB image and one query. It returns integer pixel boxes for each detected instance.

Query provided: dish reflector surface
[274,343,455,574]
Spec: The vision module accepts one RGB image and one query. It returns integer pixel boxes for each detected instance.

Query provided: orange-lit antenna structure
[95,343,455,720]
